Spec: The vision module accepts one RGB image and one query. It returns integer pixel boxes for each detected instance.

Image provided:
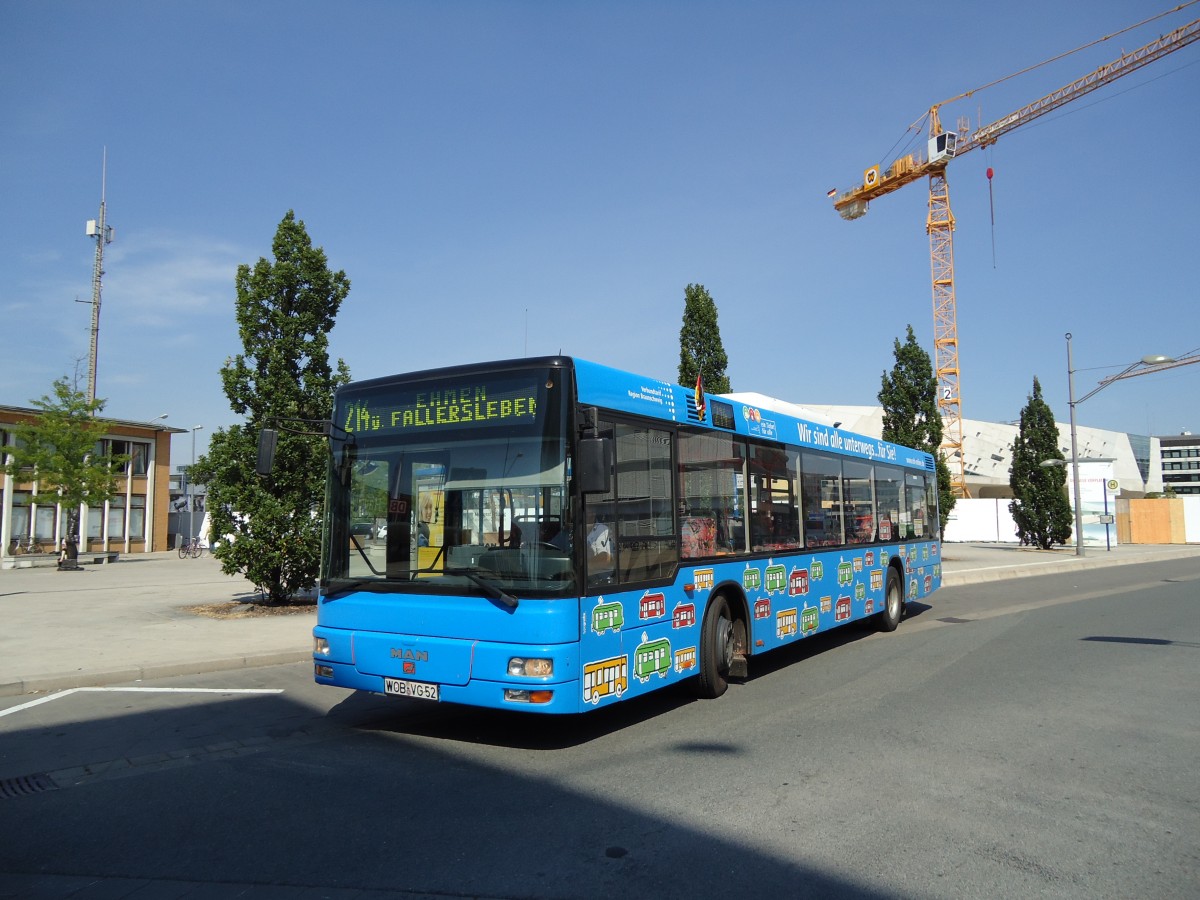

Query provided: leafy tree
[1,378,128,566]
[1008,376,1072,549]
[192,211,350,603]
[678,283,731,394]
[878,325,955,531]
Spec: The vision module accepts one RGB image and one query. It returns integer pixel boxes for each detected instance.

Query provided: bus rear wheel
[877,568,902,632]
[696,595,735,698]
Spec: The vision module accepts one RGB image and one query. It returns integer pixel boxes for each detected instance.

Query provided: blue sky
[3,0,1198,467]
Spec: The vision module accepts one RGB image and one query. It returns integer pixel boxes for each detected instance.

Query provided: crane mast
[832,16,1200,498]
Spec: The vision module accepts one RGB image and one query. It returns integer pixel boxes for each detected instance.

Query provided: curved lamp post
[1060,334,1198,556]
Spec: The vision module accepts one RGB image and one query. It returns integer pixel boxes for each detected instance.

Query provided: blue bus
[311,356,941,712]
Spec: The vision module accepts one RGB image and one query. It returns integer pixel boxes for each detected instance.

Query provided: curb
[940,547,1200,588]
[0,650,312,698]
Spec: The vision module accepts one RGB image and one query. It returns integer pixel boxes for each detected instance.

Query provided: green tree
[192,211,351,603]
[1,378,128,566]
[1008,376,1072,549]
[878,324,956,532]
[678,283,731,394]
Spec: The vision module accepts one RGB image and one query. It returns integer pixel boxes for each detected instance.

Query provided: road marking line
[0,686,284,719]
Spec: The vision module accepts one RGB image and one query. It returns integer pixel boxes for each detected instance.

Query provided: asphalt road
[1,558,1197,899]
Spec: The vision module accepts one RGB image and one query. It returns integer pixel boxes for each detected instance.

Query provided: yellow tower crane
[831,14,1200,498]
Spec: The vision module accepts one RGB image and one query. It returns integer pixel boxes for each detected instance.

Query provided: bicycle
[8,534,46,555]
[177,537,204,559]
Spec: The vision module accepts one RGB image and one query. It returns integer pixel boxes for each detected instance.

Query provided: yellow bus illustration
[583,655,628,705]
[674,646,697,673]
[777,607,798,639]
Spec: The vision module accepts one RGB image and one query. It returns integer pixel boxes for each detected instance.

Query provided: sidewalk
[2,543,1198,696]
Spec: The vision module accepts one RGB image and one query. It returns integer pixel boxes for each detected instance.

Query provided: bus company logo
[674,646,697,673]
[854,582,866,601]
[765,563,787,594]
[672,602,696,629]
[634,632,672,683]
[865,550,875,567]
[693,568,715,592]
[743,565,761,590]
[870,569,884,591]
[837,559,853,587]
[639,592,666,620]
[800,605,819,636]
[776,608,798,639]
[391,647,428,662]
[591,600,624,635]
[788,567,810,596]
[924,575,933,593]
[810,558,824,580]
[754,597,771,619]
[835,596,852,622]
[583,655,628,705]
[820,595,832,614]
[864,599,874,616]
[852,556,864,573]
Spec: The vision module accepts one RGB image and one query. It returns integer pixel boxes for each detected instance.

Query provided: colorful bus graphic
[789,567,810,597]
[674,646,697,673]
[765,563,787,594]
[672,602,696,629]
[776,608,798,639]
[754,597,772,619]
[837,559,853,586]
[800,605,819,635]
[835,596,852,622]
[583,655,628,705]
[743,566,761,590]
[634,637,672,682]
[639,592,666,620]
[591,601,624,635]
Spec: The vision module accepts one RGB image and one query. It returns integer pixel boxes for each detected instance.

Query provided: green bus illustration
[591,601,624,635]
[634,637,672,682]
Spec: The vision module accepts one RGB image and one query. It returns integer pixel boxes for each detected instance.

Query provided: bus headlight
[508,657,553,677]
[314,636,330,656]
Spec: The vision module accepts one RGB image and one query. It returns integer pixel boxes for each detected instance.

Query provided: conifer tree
[1009,376,1073,549]
[192,212,350,602]
[678,283,731,394]
[1,378,128,567]
[878,325,956,531]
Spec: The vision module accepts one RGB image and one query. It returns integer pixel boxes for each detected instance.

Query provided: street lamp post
[1061,333,1194,557]
[189,426,203,545]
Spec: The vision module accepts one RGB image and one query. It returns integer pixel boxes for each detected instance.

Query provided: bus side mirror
[256,429,278,476]
[578,436,612,495]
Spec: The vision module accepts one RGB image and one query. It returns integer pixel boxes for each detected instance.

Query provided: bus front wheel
[696,595,735,699]
[877,568,902,632]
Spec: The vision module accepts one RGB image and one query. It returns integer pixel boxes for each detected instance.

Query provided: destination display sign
[339,373,545,436]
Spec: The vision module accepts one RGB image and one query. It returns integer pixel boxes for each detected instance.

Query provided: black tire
[178,542,188,559]
[696,594,735,699]
[190,542,203,559]
[877,568,902,632]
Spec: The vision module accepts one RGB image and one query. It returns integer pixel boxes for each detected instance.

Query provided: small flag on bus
[694,373,706,420]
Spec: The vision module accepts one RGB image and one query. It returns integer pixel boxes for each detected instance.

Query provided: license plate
[384,678,439,701]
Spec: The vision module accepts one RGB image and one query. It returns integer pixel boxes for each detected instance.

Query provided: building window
[129,496,147,538]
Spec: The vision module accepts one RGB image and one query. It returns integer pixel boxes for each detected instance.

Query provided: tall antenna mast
[83,148,114,402]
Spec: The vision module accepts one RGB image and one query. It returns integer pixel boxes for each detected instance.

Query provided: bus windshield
[323,366,574,597]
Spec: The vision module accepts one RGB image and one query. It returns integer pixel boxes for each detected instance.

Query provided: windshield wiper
[444,566,519,609]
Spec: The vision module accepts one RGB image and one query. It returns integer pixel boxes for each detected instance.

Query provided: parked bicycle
[178,537,204,559]
[8,534,46,555]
